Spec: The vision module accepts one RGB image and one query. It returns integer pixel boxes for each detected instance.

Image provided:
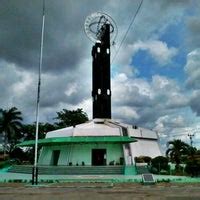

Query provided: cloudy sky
[1,0,200,149]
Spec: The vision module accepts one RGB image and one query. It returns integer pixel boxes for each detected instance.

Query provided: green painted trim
[17,136,136,147]
[124,166,137,175]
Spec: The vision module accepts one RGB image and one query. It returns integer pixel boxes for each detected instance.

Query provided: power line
[169,132,197,147]
[172,129,199,136]
[111,0,143,64]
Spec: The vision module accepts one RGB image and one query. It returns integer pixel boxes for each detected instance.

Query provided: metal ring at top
[84,12,118,43]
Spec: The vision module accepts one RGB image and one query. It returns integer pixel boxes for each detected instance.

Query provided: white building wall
[73,127,120,136]
[130,139,162,161]
[127,127,162,163]
[46,127,73,138]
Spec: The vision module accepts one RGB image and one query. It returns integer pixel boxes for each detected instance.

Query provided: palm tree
[0,107,23,154]
[166,139,189,169]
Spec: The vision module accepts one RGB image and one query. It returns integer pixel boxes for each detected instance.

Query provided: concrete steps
[8,165,33,174]
[8,165,125,175]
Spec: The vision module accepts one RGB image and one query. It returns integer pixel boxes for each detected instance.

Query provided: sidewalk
[1,170,200,183]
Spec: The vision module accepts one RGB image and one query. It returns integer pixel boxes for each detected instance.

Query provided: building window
[106,48,110,54]
[98,88,101,94]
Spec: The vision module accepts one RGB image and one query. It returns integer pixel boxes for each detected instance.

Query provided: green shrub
[0,160,10,169]
[135,156,152,164]
[151,156,169,174]
[185,160,200,177]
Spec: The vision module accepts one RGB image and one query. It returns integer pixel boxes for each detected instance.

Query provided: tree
[185,158,200,177]
[55,108,88,128]
[0,107,23,154]
[185,147,200,177]
[166,139,189,170]
[151,156,169,174]
[22,122,55,141]
[134,156,152,164]
[21,122,56,163]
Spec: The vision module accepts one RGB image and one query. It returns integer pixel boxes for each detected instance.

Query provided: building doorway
[92,149,106,166]
[51,150,60,166]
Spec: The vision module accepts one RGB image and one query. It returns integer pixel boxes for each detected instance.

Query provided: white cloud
[76,98,92,119]
[112,40,178,78]
[113,106,139,121]
[184,49,200,117]
[112,73,152,107]
[64,83,78,97]
[151,75,188,109]
[133,40,178,66]
[152,75,172,90]
[12,69,34,97]
[111,73,191,131]
[154,115,187,142]
[155,115,186,129]
[185,48,200,89]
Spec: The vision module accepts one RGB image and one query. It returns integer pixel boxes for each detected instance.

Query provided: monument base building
[19,118,161,175]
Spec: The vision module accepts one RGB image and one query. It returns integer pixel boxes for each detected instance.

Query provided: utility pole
[32,0,45,185]
[188,133,194,147]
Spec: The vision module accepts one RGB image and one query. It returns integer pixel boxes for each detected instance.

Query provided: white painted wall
[130,139,162,162]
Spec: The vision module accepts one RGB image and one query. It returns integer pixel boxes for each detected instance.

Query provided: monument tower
[84,12,117,119]
[92,23,111,119]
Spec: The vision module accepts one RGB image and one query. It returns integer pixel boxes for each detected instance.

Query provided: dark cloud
[0,0,193,74]
[113,85,153,107]
[0,0,104,73]
[184,49,200,89]
[40,72,90,108]
[0,0,42,69]
[190,90,200,116]
[185,0,200,49]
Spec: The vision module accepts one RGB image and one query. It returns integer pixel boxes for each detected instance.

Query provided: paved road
[0,182,200,200]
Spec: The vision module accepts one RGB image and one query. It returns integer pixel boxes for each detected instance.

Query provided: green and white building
[19,118,161,175]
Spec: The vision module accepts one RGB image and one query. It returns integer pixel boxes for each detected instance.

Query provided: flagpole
[33,0,45,185]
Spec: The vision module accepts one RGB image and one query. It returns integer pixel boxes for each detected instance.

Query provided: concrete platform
[1,170,200,183]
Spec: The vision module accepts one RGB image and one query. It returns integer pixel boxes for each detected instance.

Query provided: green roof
[17,136,136,147]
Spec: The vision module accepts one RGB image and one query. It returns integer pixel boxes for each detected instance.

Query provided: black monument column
[92,24,111,119]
